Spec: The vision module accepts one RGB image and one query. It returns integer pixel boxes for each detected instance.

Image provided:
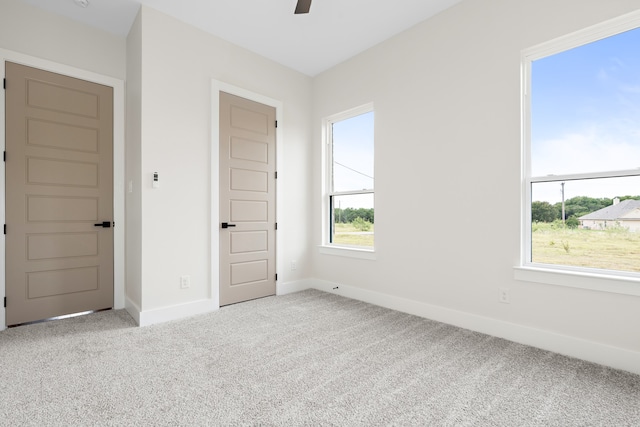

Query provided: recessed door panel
[230,105,269,135]
[27,79,99,118]
[230,137,268,163]
[230,168,268,192]
[230,200,268,222]
[231,231,268,254]
[27,233,99,260]
[27,196,98,222]
[27,267,99,299]
[231,260,268,286]
[27,118,99,153]
[27,157,98,188]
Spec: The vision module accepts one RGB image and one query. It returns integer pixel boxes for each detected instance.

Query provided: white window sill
[514,266,640,297]
[319,245,376,260]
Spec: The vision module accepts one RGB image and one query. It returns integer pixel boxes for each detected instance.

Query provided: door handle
[94,221,112,228]
[221,223,236,229]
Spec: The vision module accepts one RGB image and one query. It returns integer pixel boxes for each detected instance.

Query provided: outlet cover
[180,275,190,289]
[499,288,510,304]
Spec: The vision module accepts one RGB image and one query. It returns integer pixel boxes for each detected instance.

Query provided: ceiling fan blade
[294,0,312,14]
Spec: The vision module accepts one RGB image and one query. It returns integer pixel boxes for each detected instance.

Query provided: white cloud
[532,126,640,203]
[597,68,609,82]
[609,56,625,70]
[532,127,640,176]
[620,84,640,94]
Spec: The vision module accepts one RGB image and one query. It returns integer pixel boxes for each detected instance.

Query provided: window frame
[517,10,640,296]
[321,103,375,258]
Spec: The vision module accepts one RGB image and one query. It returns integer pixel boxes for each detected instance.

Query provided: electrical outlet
[291,260,297,271]
[499,288,510,304]
[180,275,190,289]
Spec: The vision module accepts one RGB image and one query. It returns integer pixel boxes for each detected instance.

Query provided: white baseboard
[277,279,316,296]
[133,298,217,327]
[300,278,640,376]
[119,279,639,375]
[125,280,308,327]
[124,296,141,326]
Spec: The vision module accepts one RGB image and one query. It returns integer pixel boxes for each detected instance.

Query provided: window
[324,104,374,251]
[522,18,640,281]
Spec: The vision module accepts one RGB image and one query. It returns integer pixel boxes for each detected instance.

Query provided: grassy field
[333,221,640,270]
[333,223,374,247]
[532,222,640,272]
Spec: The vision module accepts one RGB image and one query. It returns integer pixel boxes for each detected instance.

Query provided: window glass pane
[331,194,374,248]
[531,176,640,272]
[531,27,640,177]
[332,111,374,192]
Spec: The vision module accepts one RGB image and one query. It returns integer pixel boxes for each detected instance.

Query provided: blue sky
[332,111,374,209]
[531,26,640,203]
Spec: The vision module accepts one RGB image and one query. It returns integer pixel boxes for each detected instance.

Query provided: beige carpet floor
[0,289,639,426]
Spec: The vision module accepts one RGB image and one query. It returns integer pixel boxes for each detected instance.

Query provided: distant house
[579,198,640,231]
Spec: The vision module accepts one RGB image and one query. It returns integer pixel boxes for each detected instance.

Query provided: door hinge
[275,120,278,128]
[3,151,5,162]
[275,274,278,281]
[275,171,278,179]
[3,78,5,90]
[3,224,5,235]
[275,223,278,230]
[3,297,6,308]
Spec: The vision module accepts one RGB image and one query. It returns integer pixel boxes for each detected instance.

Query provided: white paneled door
[5,62,114,325]
[219,92,276,306]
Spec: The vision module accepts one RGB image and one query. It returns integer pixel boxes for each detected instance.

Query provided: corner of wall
[277,279,315,296]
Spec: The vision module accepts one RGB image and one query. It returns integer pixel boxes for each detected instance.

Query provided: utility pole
[561,182,565,226]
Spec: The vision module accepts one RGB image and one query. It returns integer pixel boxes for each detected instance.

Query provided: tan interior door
[219,92,276,306]
[5,62,114,325]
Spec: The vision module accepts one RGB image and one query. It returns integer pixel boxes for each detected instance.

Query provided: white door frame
[0,49,126,330]
[210,80,283,309]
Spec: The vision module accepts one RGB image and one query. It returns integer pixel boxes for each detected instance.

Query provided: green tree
[532,201,558,222]
[535,196,640,223]
[555,196,612,219]
[334,207,374,224]
[355,208,374,223]
[565,216,579,229]
[352,217,372,231]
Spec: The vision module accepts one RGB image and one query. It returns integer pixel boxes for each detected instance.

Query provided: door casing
[0,49,125,331]
[211,80,283,309]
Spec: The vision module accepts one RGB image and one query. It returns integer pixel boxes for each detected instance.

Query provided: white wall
[125,10,143,315]
[0,0,125,79]
[311,0,640,370]
[130,7,312,317]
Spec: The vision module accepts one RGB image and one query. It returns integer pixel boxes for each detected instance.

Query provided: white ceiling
[20,0,462,76]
